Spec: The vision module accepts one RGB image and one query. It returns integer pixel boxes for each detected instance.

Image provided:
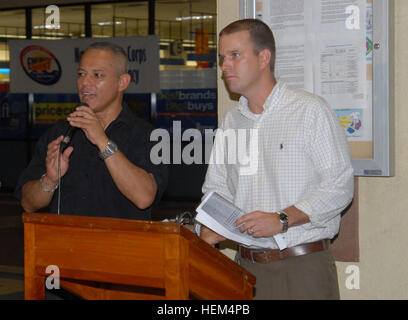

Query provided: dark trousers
[236,247,340,300]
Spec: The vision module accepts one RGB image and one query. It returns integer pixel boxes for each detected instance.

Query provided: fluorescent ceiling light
[97,21,123,26]
[175,15,213,21]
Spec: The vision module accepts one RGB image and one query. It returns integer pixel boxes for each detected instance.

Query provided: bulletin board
[240,0,394,176]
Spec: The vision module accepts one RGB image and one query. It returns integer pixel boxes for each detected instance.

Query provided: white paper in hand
[196,192,287,250]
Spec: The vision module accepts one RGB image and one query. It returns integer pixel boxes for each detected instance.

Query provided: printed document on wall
[256,0,369,141]
[256,0,314,92]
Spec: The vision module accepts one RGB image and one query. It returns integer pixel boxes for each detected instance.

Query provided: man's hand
[20,135,73,212]
[199,225,226,246]
[234,211,282,238]
[45,135,74,185]
[67,106,158,210]
[67,106,108,151]
[234,207,311,238]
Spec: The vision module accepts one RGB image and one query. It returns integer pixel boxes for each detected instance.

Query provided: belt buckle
[251,250,268,263]
[260,250,269,263]
[239,246,249,261]
[249,250,256,263]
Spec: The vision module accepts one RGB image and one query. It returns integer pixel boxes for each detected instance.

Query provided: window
[155,0,216,70]
[0,9,25,39]
[32,6,85,39]
[92,2,149,38]
[0,9,26,67]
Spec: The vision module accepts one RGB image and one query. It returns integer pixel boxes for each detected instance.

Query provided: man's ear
[259,49,271,70]
[119,73,131,91]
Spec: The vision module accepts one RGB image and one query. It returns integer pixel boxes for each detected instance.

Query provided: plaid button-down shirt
[202,81,354,249]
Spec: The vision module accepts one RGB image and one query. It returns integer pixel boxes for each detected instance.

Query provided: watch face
[110,141,118,151]
[100,140,118,159]
[106,141,117,153]
[279,212,288,220]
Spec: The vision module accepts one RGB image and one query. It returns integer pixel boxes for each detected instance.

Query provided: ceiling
[0,0,118,9]
[0,0,214,11]
[0,1,216,27]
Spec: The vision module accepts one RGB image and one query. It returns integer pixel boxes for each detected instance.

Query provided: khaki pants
[236,248,340,300]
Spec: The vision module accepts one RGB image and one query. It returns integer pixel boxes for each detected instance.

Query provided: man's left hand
[234,211,282,238]
[67,106,108,150]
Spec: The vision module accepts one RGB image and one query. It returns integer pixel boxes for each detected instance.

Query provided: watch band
[99,140,118,160]
[40,173,59,192]
[277,211,289,233]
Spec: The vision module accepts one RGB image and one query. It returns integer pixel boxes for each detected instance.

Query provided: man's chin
[226,84,242,96]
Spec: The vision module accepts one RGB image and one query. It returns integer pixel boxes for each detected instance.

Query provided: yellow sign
[34,102,76,125]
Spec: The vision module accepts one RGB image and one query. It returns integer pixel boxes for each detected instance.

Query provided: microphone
[60,102,89,153]
[57,102,88,214]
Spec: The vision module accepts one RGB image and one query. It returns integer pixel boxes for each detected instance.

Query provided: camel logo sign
[10,36,159,93]
[20,45,62,85]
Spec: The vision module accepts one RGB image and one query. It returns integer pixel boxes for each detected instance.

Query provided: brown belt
[239,239,330,263]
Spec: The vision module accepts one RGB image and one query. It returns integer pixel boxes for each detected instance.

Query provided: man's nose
[220,57,231,71]
[78,74,91,87]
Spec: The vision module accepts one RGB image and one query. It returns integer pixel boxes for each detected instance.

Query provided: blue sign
[155,88,217,136]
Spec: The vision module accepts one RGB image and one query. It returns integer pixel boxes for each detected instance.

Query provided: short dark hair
[219,19,276,73]
[86,41,128,76]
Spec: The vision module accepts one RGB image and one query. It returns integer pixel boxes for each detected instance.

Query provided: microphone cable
[56,102,88,214]
[57,144,62,215]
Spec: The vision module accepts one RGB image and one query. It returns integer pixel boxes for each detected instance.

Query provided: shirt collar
[237,81,286,120]
[112,102,134,126]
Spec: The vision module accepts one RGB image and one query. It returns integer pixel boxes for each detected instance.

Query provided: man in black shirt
[15,42,167,220]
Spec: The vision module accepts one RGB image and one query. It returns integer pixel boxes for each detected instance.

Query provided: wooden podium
[22,212,255,300]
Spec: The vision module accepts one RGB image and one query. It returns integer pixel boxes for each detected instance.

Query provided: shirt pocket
[271,136,308,185]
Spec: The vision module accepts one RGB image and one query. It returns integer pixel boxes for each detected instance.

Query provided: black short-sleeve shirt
[14,104,167,220]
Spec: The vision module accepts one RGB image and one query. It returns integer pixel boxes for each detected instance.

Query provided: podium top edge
[22,212,182,234]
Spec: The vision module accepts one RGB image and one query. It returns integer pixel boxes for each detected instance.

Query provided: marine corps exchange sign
[19,45,63,86]
[9,36,160,94]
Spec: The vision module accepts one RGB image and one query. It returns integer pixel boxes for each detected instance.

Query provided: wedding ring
[248,228,254,234]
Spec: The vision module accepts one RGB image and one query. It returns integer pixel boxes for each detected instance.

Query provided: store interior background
[0,0,217,299]
[2,0,408,300]
[0,0,217,204]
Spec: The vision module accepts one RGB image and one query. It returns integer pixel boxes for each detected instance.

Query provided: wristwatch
[99,140,118,160]
[277,211,289,233]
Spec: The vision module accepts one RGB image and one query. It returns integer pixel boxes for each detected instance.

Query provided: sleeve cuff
[194,223,202,236]
[294,202,326,229]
